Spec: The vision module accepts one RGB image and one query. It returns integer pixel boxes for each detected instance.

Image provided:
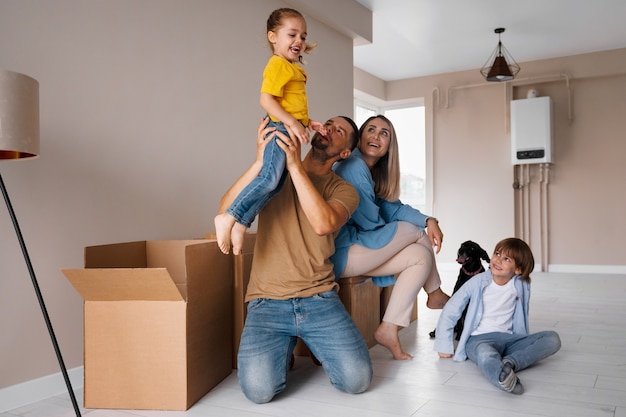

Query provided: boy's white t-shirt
[471,278,518,335]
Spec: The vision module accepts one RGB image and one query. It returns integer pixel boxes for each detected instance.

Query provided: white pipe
[515,163,530,242]
[520,165,525,241]
[445,73,572,124]
[539,164,546,272]
[511,73,572,123]
[545,165,549,270]
[445,81,495,109]
[519,164,524,241]
[524,164,531,241]
[515,165,521,237]
[432,87,440,109]
[539,163,551,271]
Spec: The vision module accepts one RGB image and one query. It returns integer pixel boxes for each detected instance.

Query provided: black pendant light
[480,28,520,82]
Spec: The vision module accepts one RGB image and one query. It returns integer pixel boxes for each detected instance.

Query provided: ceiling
[354,0,626,82]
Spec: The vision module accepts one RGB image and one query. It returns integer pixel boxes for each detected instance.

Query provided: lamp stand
[0,173,82,417]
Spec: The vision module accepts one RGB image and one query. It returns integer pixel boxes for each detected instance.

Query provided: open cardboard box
[205,232,256,369]
[63,239,232,411]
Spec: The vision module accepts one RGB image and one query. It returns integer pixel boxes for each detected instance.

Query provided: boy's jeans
[226,119,288,228]
[465,331,561,391]
[237,291,373,403]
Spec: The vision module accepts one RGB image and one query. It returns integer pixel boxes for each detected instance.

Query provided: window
[354,101,426,213]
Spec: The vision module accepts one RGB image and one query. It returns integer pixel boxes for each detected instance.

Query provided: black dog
[429,240,491,340]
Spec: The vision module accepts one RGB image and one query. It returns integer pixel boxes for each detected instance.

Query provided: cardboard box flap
[183,241,215,301]
[146,240,205,286]
[63,268,183,301]
[85,241,147,268]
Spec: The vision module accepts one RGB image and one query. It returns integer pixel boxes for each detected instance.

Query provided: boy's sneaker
[499,363,524,395]
[510,377,524,395]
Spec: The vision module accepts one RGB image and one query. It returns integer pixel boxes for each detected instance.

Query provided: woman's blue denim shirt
[331,148,429,286]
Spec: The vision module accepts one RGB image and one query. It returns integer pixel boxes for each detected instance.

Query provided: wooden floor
[3,271,626,417]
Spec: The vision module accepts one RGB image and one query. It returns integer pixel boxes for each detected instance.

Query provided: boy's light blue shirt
[331,148,429,286]
[433,269,531,361]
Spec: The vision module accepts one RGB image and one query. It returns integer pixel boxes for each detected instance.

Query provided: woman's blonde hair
[266,8,317,61]
[358,115,401,201]
[493,238,535,282]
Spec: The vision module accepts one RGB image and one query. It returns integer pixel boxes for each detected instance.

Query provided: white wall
[0,0,365,391]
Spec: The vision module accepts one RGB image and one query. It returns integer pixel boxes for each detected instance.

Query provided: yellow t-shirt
[245,172,359,301]
[260,55,309,127]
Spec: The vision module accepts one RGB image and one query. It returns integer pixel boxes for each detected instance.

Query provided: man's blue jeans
[237,291,373,403]
[465,331,561,391]
[226,119,288,228]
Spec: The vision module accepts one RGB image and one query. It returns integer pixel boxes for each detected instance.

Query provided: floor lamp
[0,68,81,417]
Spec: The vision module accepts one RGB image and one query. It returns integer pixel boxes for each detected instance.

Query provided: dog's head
[456,240,491,266]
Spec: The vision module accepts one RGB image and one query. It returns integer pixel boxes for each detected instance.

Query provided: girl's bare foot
[231,222,247,255]
[214,213,236,255]
[374,322,413,360]
[426,287,450,309]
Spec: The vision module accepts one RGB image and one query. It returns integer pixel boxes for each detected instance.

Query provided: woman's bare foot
[214,213,236,255]
[426,287,450,309]
[231,222,247,255]
[374,322,413,360]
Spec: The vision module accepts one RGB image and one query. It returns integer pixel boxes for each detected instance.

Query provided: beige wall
[0,0,365,389]
[356,48,626,272]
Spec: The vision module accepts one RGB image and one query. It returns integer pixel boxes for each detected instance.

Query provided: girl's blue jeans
[465,330,561,391]
[237,290,373,403]
[226,119,288,228]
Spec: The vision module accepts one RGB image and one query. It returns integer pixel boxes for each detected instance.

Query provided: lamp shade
[486,55,515,81]
[480,28,520,82]
[0,68,40,160]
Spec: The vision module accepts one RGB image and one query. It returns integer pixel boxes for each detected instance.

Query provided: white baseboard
[439,262,626,276]
[437,262,461,274]
[0,366,83,413]
[548,264,626,274]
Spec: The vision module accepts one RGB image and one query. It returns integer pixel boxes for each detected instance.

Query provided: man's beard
[310,135,340,163]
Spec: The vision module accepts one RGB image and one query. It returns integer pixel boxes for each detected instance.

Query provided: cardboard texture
[231,234,256,368]
[205,231,256,368]
[338,276,381,348]
[63,239,233,411]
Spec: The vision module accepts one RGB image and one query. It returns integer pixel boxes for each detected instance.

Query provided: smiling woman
[355,102,426,212]
[331,111,448,360]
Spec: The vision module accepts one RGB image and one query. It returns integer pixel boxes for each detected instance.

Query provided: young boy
[434,238,561,394]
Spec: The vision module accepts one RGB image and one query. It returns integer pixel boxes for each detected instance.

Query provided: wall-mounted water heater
[510,96,553,165]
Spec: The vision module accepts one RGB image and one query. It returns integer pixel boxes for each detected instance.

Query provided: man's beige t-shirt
[245,171,359,301]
